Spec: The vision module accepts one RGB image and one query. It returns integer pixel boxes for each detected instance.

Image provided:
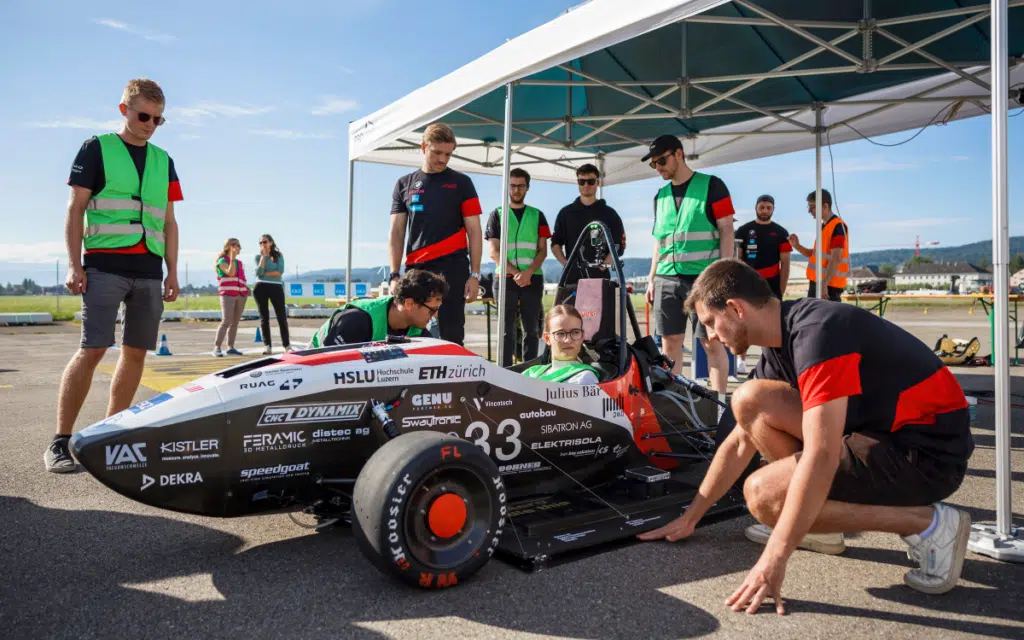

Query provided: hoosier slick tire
[352,431,507,589]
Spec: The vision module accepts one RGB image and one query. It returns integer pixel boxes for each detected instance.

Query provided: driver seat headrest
[563,278,617,345]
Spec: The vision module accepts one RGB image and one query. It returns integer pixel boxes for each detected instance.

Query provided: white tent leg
[496,82,514,366]
[814,106,823,297]
[597,154,605,199]
[968,0,1023,562]
[346,160,355,301]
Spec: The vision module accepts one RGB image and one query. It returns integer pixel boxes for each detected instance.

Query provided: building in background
[894,262,992,293]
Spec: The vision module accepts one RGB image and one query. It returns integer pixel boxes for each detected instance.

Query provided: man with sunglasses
[46,78,182,473]
[550,164,626,287]
[644,134,734,395]
[309,270,449,347]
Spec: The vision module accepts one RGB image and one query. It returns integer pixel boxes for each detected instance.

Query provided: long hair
[217,238,239,264]
[260,234,281,261]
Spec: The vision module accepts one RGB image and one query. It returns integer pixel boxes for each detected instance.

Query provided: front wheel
[352,431,506,589]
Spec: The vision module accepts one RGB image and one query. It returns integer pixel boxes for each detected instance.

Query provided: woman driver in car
[521,304,600,384]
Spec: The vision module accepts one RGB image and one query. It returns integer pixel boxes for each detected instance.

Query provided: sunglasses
[259,240,270,245]
[126,105,165,126]
[649,155,672,169]
[509,184,528,190]
[577,178,598,186]
[551,328,584,341]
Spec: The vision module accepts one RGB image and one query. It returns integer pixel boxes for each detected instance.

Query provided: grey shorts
[81,268,163,350]
[654,275,707,339]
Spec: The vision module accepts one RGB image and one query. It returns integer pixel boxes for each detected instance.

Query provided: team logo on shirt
[413,180,423,189]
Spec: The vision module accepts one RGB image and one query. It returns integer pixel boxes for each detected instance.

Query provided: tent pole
[968,0,1024,562]
[814,105,823,298]
[496,82,514,366]
[597,154,605,199]
[346,160,355,301]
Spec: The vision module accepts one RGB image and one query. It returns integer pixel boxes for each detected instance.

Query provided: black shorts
[654,275,707,339]
[807,281,843,302]
[796,428,969,507]
[765,275,782,299]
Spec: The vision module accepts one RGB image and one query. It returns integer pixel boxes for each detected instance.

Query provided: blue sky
[1,0,1021,286]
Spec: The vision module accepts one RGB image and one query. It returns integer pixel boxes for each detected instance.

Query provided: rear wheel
[352,431,506,589]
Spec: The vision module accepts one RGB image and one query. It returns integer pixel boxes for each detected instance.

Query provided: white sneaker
[212,348,224,357]
[262,346,273,355]
[735,359,747,376]
[902,503,971,594]
[745,523,846,555]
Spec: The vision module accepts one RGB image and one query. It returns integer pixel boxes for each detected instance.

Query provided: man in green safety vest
[644,134,735,395]
[484,168,551,367]
[46,78,182,473]
[309,270,449,348]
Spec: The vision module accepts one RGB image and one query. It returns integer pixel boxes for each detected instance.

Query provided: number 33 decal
[462,419,522,461]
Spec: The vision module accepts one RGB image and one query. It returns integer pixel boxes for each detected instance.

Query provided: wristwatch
[469,272,481,280]
[388,271,401,281]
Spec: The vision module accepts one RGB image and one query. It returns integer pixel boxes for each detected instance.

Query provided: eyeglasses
[648,154,672,169]
[421,301,441,316]
[577,178,597,186]
[551,328,584,341]
[509,184,528,190]
[126,105,165,126]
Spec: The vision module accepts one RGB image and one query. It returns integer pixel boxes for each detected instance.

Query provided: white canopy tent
[346,0,1022,559]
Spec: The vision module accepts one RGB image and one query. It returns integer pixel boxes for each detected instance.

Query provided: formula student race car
[71,222,749,589]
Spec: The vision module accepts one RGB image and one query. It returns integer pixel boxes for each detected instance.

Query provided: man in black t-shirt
[46,78,182,474]
[484,168,551,366]
[389,123,482,346]
[550,164,625,286]
[734,194,792,375]
[641,259,974,607]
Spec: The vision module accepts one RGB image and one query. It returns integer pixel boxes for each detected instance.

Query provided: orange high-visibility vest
[806,215,849,288]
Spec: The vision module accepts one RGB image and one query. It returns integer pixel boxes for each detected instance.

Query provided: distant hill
[848,237,1024,269]
[293,236,1024,283]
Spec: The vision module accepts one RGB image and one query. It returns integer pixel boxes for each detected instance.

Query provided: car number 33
[448,419,522,462]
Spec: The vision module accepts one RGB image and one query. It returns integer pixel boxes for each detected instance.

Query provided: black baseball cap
[756,194,775,205]
[641,134,684,162]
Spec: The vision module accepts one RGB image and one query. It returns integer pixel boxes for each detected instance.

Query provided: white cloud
[312,97,359,116]
[28,118,122,130]
[249,129,335,140]
[168,102,276,125]
[0,242,67,263]
[94,18,176,44]
[339,65,356,75]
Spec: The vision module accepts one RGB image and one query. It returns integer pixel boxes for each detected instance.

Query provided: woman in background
[254,234,292,355]
[213,238,248,357]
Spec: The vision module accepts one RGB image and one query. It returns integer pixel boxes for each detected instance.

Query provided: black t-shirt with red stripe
[391,167,481,266]
[737,220,792,279]
[754,298,972,465]
[69,135,183,280]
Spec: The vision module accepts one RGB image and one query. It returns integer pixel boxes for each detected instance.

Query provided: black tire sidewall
[353,432,507,588]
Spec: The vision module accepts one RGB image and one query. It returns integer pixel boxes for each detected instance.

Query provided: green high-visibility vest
[522,361,599,382]
[652,172,719,276]
[85,133,170,257]
[496,205,541,270]
[309,295,424,348]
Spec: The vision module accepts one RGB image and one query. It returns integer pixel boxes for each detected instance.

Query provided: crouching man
[640,259,974,613]
[309,270,448,347]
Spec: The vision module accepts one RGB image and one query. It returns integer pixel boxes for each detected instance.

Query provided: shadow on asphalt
[0,495,754,639]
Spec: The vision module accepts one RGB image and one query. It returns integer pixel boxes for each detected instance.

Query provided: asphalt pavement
[1,309,1022,640]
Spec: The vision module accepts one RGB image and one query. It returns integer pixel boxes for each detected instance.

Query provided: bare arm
[220,258,238,277]
[824,247,843,285]
[763,398,847,557]
[488,238,518,274]
[789,234,813,258]
[389,213,407,275]
[465,215,483,275]
[780,253,791,296]
[64,186,91,293]
[551,244,568,266]
[525,237,547,276]
[163,201,180,302]
[717,215,735,259]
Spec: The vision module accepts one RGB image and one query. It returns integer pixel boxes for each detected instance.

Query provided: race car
[71,222,749,588]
